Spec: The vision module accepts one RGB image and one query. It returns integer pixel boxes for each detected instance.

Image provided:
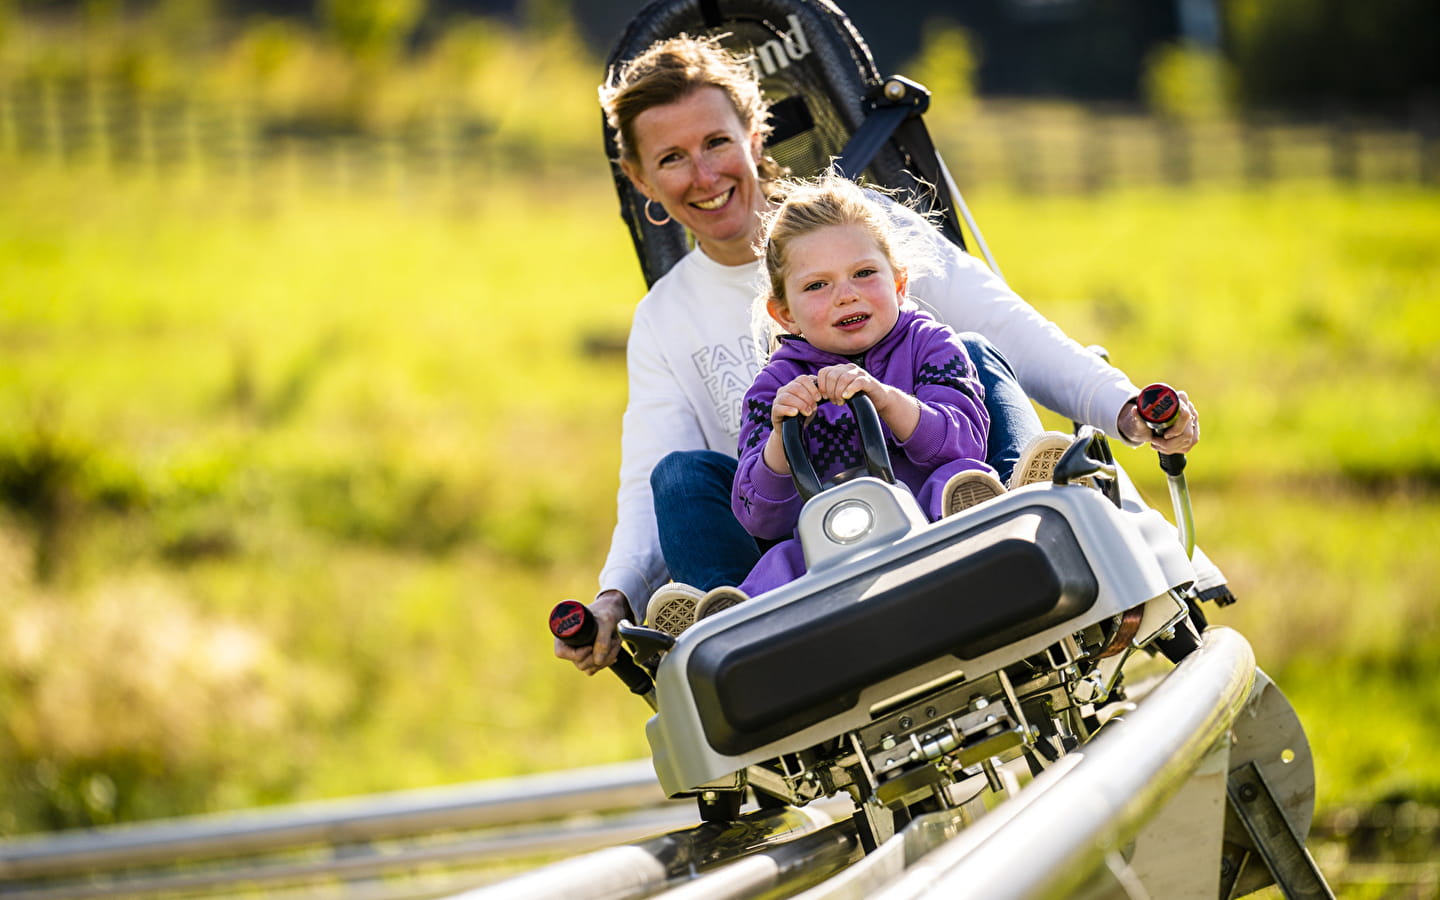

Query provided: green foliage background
[1,5,1438,892]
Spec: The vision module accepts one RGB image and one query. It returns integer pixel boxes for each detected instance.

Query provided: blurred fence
[936,102,1440,193]
[0,79,593,192]
[2,79,1438,192]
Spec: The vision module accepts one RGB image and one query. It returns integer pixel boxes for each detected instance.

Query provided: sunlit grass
[984,184,1440,485]
[2,159,1438,846]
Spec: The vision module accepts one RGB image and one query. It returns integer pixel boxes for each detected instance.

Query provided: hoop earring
[643,198,672,226]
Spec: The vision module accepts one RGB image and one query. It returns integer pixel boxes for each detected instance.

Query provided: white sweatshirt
[598,204,1139,608]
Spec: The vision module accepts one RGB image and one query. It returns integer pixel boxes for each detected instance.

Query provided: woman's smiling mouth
[691,188,733,211]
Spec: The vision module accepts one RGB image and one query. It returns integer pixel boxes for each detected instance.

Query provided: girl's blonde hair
[599,33,784,184]
[750,171,943,354]
[761,170,941,304]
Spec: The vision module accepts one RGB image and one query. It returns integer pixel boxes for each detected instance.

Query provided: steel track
[0,629,1265,900]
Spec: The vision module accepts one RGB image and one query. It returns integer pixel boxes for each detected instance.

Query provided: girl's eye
[803,280,826,292]
[855,267,877,278]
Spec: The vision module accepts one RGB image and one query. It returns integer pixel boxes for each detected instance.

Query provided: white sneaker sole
[1010,432,1074,489]
[645,584,703,637]
[943,470,1006,516]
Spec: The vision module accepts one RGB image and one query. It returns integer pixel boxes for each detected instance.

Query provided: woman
[556,35,1199,676]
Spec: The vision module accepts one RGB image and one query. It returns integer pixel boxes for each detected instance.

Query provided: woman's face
[624,87,769,267]
[768,224,906,357]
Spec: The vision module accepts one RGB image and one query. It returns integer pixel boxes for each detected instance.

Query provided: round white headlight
[824,500,875,544]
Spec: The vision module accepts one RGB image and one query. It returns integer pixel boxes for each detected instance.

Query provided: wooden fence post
[1243,118,1272,184]
[41,77,63,165]
[1328,117,1357,183]
[137,96,158,176]
[1417,104,1440,186]
[1081,111,1109,194]
[0,82,16,158]
[1159,119,1192,186]
[85,75,111,171]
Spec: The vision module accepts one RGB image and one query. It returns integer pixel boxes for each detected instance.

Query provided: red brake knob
[1137,383,1181,430]
[549,600,596,646]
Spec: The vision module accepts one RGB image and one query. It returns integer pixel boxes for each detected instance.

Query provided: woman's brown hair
[600,34,784,184]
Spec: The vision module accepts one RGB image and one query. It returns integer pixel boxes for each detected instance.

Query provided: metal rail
[459,627,1265,900]
[449,804,854,900]
[0,758,676,898]
[867,625,1258,900]
[0,628,1288,900]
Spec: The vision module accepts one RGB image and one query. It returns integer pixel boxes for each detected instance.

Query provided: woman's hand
[553,590,629,675]
[1118,388,1200,454]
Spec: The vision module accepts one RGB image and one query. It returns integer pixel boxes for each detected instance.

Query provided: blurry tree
[1143,41,1236,120]
[1225,0,1440,114]
[153,0,220,53]
[903,18,979,124]
[220,14,361,125]
[319,0,424,62]
[519,0,568,35]
[411,15,507,121]
[313,0,427,129]
[224,14,307,90]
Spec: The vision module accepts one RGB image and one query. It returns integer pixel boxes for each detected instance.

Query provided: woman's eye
[659,152,681,166]
[707,136,732,149]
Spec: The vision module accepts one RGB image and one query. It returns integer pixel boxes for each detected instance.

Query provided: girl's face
[768,224,906,357]
[622,87,769,267]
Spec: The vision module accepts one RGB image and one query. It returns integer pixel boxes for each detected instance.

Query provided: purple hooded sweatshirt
[732,305,991,595]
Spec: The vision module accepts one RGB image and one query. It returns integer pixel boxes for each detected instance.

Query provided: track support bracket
[1224,760,1334,899]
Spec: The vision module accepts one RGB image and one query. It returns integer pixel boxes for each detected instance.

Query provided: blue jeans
[652,333,1042,590]
[959,332,1044,487]
[651,450,763,593]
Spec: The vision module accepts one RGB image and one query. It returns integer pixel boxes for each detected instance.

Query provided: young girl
[723,172,1006,602]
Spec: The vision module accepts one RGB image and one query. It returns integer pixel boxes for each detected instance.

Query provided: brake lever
[1053,427,1122,507]
[549,600,656,707]
[1136,383,1196,559]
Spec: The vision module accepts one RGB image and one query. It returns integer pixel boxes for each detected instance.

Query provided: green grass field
[2,158,1438,891]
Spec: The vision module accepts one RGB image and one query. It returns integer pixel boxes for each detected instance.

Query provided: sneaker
[645,583,704,638]
[942,469,1006,516]
[1009,431,1074,489]
[696,585,750,621]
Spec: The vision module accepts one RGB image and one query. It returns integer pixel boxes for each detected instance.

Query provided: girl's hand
[816,364,920,441]
[816,363,881,406]
[771,373,825,430]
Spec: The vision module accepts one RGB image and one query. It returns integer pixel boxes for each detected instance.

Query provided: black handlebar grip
[1136,383,1187,476]
[549,600,653,696]
[781,392,895,502]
